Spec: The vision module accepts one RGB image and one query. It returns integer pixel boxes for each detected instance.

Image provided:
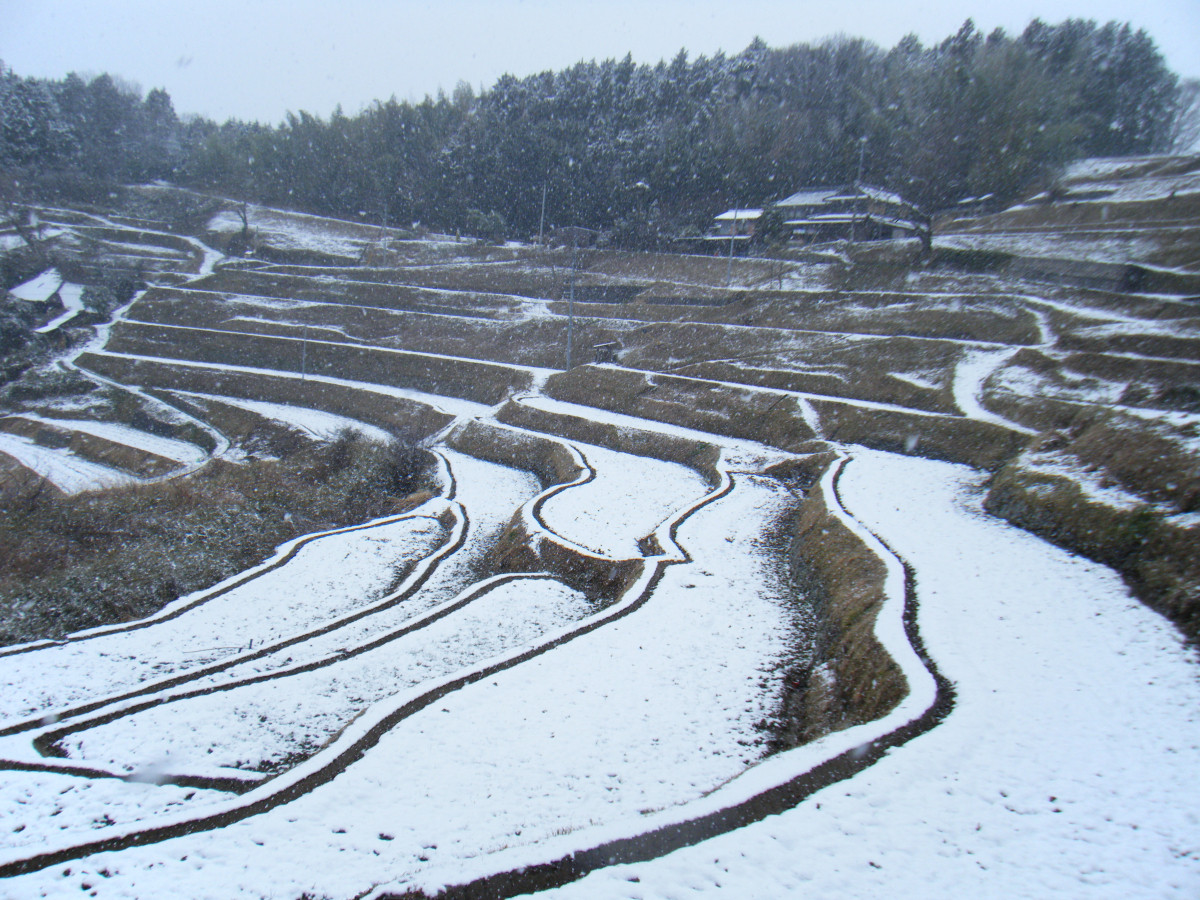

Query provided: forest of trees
[0,19,1188,246]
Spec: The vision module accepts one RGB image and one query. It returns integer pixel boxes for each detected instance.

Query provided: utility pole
[726,208,738,287]
[566,235,577,370]
[538,182,548,246]
[852,136,867,244]
[300,324,308,382]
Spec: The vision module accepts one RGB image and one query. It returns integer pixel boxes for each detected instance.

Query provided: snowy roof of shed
[774,187,841,207]
[8,268,63,302]
[713,208,762,221]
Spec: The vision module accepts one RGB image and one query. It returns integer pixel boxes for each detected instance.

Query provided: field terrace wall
[0,453,65,501]
[1057,328,1200,362]
[75,353,455,444]
[444,418,643,600]
[71,226,199,257]
[583,248,784,286]
[0,415,182,479]
[548,290,1044,347]
[494,399,723,487]
[981,397,1200,641]
[546,365,1028,470]
[182,270,528,318]
[773,454,909,744]
[126,290,636,373]
[37,386,220,455]
[131,285,522,327]
[99,321,534,405]
[984,348,1200,429]
[1061,351,1200,411]
[613,322,963,414]
[159,393,327,455]
[342,261,572,299]
[985,456,1200,641]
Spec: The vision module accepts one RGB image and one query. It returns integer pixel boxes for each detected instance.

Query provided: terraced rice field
[1,169,1198,899]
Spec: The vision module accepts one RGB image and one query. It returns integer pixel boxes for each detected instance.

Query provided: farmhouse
[773,183,929,245]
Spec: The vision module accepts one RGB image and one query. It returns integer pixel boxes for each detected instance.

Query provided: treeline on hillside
[0,19,1185,244]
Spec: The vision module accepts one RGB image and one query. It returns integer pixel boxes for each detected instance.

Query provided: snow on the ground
[208,208,373,258]
[1069,318,1200,341]
[97,240,190,259]
[536,438,710,557]
[952,347,1035,434]
[1014,449,1149,511]
[34,283,86,334]
[0,508,450,726]
[521,448,1200,900]
[1058,158,1200,204]
[987,358,1128,407]
[516,395,790,471]
[171,392,393,445]
[935,232,1159,265]
[0,432,137,493]
[179,291,322,312]
[11,414,208,466]
[95,351,494,420]
[179,448,542,684]
[0,770,232,855]
[57,576,592,778]
[0,470,801,899]
[8,268,62,302]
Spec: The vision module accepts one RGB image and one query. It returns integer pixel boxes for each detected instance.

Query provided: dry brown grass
[98,321,534,405]
[774,462,908,747]
[0,415,182,478]
[78,352,456,442]
[985,459,1200,641]
[493,399,722,484]
[0,431,435,646]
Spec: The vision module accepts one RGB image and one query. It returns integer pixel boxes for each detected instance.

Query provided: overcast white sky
[2,0,1197,125]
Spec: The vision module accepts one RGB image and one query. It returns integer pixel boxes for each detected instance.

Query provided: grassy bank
[0,431,433,646]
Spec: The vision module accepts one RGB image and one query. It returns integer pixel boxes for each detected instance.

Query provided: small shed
[706,208,762,241]
[592,341,620,364]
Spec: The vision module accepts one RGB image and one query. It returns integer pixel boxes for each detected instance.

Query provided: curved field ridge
[365,453,950,899]
[3,452,542,799]
[0,497,460,735]
[0,453,944,898]
[45,575,593,783]
[6,186,1197,898]
[471,451,1200,900]
[0,445,743,879]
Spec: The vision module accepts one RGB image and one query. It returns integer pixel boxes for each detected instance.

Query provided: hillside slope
[0,160,1197,899]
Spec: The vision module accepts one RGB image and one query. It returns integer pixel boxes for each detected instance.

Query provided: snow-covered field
[528,450,1200,900]
[0,431,137,493]
[5,447,1195,899]
[0,506,450,726]
[171,392,394,444]
[535,437,711,557]
[2,173,1197,899]
[9,414,208,466]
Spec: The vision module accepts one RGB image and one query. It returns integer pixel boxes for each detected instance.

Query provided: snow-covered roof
[777,184,914,210]
[713,208,762,221]
[775,187,841,207]
[784,213,858,225]
[856,184,907,205]
[8,268,63,302]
